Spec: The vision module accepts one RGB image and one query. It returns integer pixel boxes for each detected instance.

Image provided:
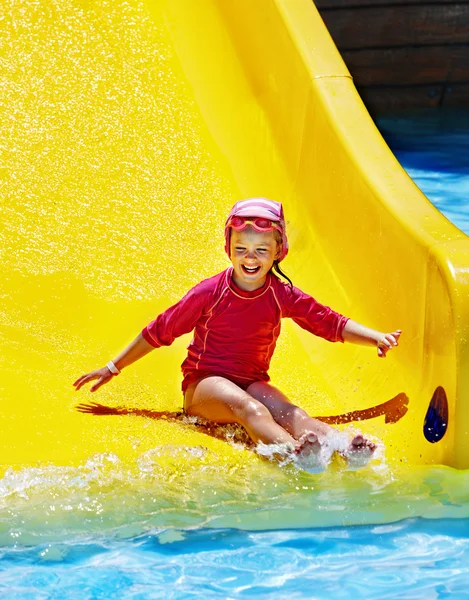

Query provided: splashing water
[1,433,468,545]
[256,426,384,474]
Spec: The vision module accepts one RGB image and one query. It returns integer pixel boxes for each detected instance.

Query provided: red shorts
[182,370,267,394]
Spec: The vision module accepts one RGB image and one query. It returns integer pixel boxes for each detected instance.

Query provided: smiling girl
[74,199,401,470]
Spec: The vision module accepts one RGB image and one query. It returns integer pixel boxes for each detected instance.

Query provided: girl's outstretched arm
[73,332,155,392]
[342,320,402,358]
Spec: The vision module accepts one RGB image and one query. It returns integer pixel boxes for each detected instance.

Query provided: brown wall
[315,0,469,113]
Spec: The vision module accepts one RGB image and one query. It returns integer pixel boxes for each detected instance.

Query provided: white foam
[0,453,121,501]
[255,428,384,474]
[255,441,295,467]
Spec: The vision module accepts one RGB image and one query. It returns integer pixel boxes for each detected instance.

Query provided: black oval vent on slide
[423,386,448,443]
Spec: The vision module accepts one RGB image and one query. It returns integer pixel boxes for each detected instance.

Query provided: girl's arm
[342,320,402,358]
[112,332,155,371]
[73,333,154,393]
[74,277,213,393]
[276,282,402,358]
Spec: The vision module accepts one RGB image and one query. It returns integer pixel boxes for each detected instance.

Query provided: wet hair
[271,260,294,289]
[270,229,293,288]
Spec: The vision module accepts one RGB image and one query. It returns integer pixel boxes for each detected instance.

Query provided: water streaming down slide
[2,0,469,497]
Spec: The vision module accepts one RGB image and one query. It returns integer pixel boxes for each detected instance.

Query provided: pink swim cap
[224,198,289,262]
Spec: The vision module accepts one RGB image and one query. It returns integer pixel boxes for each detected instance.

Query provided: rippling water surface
[2,518,469,599]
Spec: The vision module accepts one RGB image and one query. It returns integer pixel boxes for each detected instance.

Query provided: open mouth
[241,264,261,275]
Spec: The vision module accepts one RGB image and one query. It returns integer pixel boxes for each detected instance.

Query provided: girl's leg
[246,381,335,440]
[184,376,319,458]
[246,381,376,462]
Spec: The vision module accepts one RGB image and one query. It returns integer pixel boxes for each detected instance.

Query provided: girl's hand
[73,366,115,392]
[377,330,402,358]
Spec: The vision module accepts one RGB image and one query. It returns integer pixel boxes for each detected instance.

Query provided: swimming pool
[2,518,469,598]
[377,109,469,237]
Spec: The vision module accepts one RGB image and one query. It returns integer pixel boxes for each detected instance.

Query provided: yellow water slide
[2,0,469,477]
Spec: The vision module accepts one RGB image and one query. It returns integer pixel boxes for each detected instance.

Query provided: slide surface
[2,0,469,485]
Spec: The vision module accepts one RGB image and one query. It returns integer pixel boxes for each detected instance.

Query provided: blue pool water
[2,519,469,599]
[3,110,469,599]
[377,109,469,237]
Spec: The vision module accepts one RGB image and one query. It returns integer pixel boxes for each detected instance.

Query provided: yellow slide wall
[1,0,469,477]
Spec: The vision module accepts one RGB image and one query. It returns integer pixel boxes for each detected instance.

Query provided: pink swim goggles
[224,198,289,262]
[227,215,283,234]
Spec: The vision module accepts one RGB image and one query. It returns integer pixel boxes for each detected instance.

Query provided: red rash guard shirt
[142,268,349,393]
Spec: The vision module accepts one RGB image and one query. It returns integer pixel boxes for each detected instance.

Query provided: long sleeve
[280,284,349,343]
[142,283,210,348]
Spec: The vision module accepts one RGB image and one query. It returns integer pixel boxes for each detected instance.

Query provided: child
[74,198,401,470]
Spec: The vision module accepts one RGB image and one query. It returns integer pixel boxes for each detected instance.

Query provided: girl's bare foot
[342,434,376,470]
[294,432,320,457]
[293,432,325,473]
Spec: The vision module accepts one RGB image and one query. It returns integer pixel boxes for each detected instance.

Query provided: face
[229,226,280,291]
